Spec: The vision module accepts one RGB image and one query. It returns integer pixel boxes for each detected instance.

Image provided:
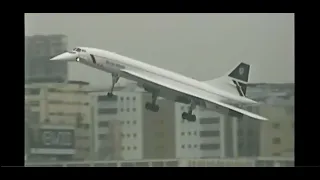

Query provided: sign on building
[29,125,75,155]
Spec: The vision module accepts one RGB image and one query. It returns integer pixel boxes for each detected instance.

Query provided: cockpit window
[72,47,85,53]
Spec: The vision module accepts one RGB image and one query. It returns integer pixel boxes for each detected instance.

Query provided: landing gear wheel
[182,112,188,120]
[190,114,196,122]
[181,112,196,122]
[145,102,160,112]
[153,105,160,112]
[145,102,151,110]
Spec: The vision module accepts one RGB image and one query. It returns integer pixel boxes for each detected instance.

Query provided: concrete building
[236,106,261,157]
[25,78,92,161]
[258,105,294,157]
[237,83,294,158]
[175,104,238,159]
[25,34,68,80]
[90,85,176,161]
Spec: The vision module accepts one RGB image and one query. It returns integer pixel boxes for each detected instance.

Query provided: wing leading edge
[121,69,267,121]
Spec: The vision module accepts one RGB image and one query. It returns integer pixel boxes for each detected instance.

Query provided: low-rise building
[25,78,92,161]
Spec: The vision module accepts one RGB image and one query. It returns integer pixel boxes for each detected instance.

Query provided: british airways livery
[51,47,268,122]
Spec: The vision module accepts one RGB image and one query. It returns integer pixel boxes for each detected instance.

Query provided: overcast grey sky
[25,13,294,86]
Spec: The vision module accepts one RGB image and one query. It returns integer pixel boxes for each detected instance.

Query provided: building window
[133,120,137,125]
[133,146,137,150]
[133,97,136,101]
[181,132,185,136]
[126,97,130,100]
[121,133,125,138]
[194,131,197,136]
[25,88,40,95]
[121,108,124,112]
[98,95,117,101]
[81,124,89,129]
[272,152,281,156]
[127,121,130,125]
[199,117,220,124]
[272,123,280,129]
[127,108,130,112]
[194,144,197,148]
[127,146,131,150]
[133,108,136,112]
[188,132,191,136]
[28,101,40,106]
[98,108,117,114]
[188,144,191,148]
[200,143,220,150]
[181,145,185,149]
[272,137,281,144]
[98,121,109,127]
[127,134,131,138]
[122,146,125,150]
[120,97,124,101]
[199,131,220,137]
[99,134,107,140]
[133,133,137,138]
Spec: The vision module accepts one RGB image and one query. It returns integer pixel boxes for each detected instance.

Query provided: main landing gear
[182,101,197,122]
[145,91,160,112]
[107,73,120,97]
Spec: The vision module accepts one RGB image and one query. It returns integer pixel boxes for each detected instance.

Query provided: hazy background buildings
[24,13,294,167]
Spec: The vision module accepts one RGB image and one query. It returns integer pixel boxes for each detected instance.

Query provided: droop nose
[50,52,78,61]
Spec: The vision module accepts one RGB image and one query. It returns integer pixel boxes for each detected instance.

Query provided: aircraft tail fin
[227,62,250,83]
[227,62,250,96]
[204,62,250,97]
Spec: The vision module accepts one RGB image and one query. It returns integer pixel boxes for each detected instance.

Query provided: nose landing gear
[107,73,120,97]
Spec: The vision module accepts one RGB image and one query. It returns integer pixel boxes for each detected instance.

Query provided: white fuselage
[75,47,255,105]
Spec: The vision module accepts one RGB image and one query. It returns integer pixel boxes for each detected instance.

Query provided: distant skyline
[25,13,294,86]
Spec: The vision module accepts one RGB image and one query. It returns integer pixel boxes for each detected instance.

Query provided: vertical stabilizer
[203,62,250,97]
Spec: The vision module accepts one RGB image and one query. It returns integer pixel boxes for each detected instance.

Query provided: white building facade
[90,88,144,160]
[175,104,238,159]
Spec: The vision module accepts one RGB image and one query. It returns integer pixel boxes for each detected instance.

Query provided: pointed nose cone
[50,52,77,61]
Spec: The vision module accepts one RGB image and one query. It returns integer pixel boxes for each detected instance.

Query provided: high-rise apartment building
[25,34,68,80]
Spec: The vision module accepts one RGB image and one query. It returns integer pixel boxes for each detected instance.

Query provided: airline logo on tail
[228,63,250,97]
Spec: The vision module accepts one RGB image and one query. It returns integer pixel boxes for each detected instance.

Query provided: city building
[175,104,238,159]
[236,106,261,157]
[237,83,294,158]
[25,34,68,80]
[26,123,75,161]
[25,156,294,167]
[258,105,294,157]
[25,77,92,161]
[90,84,176,161]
